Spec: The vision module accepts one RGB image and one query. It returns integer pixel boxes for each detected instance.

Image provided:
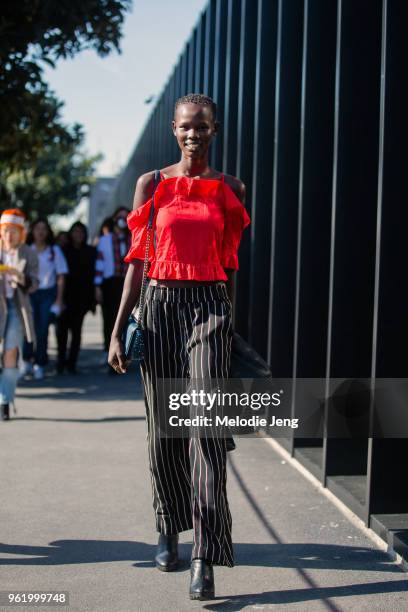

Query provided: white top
[94,233,128,285]
[31,245,68,289]
[3,250,16,298]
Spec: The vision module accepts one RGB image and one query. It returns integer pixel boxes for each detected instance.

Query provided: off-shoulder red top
[124,172,251,281]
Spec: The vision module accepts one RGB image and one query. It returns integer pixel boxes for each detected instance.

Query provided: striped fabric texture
[139,282,235,567]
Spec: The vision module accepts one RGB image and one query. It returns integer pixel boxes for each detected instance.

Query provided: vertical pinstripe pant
[139,282,234,568]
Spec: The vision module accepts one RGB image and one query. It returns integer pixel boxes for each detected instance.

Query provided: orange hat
[0,208,26,229]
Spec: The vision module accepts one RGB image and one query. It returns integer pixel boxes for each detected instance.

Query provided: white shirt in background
[94,233,128,285]
[31,245,68,289]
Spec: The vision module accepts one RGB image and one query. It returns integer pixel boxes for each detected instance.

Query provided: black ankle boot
[155,533,179,571]
[189,558,215,600]
[1,404,10,421]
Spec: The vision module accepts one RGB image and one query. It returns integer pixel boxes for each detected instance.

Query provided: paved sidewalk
[0,313,407,611]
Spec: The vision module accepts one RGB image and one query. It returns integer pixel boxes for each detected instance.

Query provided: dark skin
[108,102,246,373]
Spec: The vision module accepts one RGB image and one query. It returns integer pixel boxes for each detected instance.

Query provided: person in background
[56,221,96,374]
[94,207,130,367]
[0,209,39,420]
[21,219,68,380]
[92,216,114,247]
[55,231,69,250]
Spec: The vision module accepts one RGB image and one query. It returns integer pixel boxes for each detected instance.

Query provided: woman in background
[0,209,38,419]
[56,221,96,374]
[94,207,130,369]
[92,216,114,247]
[21,219,68,380]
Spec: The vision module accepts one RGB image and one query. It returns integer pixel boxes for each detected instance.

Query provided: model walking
[108,93,250,600]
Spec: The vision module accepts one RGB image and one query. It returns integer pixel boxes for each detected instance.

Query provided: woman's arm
[108,170,158,373]
[108,260,143,370]
[16,246,39,293]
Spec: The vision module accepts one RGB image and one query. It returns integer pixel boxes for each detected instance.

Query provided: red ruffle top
[124,173,251,281]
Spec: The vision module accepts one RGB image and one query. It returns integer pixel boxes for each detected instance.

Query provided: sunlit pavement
[0,311,407,612]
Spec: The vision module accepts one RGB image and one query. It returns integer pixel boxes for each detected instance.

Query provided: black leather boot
[155,533,179,571]
[189,558,215,600]
[1,404,10,421]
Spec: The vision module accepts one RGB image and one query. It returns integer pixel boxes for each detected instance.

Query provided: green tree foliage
[0,0,131,214]
[2,125,103,218]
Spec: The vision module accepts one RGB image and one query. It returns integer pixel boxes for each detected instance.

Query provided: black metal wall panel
[171,59,182,160]
[180,45,188,98]
[367,0,408,522]
[323,0,382,518]
[291,0,337,463]
[187,36,196,93]
[234,0,258,338]
[203,0,216,97]
[211,0,228,169]
[267,0,304,381]
[222,0,241,175]
[248,0,278,357]
[195,12,206,92]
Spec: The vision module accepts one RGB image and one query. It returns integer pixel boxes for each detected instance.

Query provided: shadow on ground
[1,540,406,609]
[0,540,400,572]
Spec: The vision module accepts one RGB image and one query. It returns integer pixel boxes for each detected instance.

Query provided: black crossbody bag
[123,169,161,362]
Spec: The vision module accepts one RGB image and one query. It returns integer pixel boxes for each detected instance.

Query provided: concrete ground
[0,312,407,612]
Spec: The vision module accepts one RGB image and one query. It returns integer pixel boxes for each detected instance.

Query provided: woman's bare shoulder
[223,174,246,203]
[133,169,163,210]
[158,163,179,179]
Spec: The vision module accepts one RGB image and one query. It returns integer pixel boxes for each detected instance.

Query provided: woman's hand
[108,334,128,374]
[2,266,25,285]
[51,301,65,317]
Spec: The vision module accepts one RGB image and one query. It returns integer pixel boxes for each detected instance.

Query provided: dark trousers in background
[23,286,57,366]
[101,276,125,352]
[56,307,87,370]
[140,283,234,568]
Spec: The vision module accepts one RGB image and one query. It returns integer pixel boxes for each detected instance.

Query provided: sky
[43,0,208,177]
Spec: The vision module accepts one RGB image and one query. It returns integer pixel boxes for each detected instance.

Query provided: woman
[92,216,114,247]
[0,209,39,420]
[22,219,68,379]
[56,222,97,374]
[94,207,131,369]
[108,93,250,600]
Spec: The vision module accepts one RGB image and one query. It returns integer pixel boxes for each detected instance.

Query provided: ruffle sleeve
[220,183,251,270]
[123,198,156,263]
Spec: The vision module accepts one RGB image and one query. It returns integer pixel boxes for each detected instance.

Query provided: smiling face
[172,103,218,160]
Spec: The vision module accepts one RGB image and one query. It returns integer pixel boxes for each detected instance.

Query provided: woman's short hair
[174,93,217,120]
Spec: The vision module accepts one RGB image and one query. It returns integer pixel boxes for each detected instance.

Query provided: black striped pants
[139,282,234,568]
